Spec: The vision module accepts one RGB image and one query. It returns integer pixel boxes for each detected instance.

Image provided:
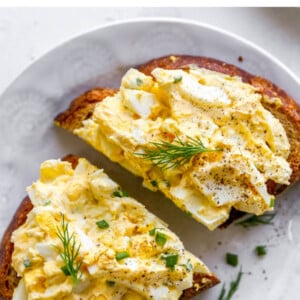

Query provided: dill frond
[235,213,276,228]
[135,136,221,169]
[218,268,243,300]
[55,214,82,286]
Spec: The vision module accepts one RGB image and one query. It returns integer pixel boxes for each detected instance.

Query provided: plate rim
[1,17,299,99]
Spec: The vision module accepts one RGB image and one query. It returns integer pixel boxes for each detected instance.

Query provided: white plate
[1,18,299,299]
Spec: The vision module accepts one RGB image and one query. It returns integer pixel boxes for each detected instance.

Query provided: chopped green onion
[149,227,164,236]
[185,210,192,217]
[116,251,130,261]
[96,220,109,229]
[150,180,158,187]
[161,254,178,271]
[270,198,275,208]
[149,228,156,236]
[113,190,129,198]
[23,259,31,268]
[226,253,238,267]
[155,232,167,247]
[255,245,267,256]
[106,280,115,287]
[44,200,51,206]
[149,228,167,246]
[173,76,182,83]
[136,78,143,86]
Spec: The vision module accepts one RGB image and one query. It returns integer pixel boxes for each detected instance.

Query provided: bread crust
[0,154,219,299]
[55,88,116,132]
[0,197,32,300]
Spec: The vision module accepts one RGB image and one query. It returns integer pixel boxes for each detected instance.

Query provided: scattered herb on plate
[218,268,243,300]
[226,253,239,267]
[255,245,267,256]
[235,213,276,228]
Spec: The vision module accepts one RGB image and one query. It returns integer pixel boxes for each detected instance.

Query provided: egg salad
[74,67,292,230]
[11,158,213,300]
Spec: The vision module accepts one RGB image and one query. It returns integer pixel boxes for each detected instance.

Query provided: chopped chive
[61,265,71,276]
[173,76,182,83]
[149,228,167,246]
[183,259,193,272]
[116,251,130,261]
[149,227,164,236]
[185,210,192,217]
[150,180,158,187]
[155,232,167,247]
[161,254,178,271]
[255,245,267,256]
[121,190,129,197]
[106,280,115,287]
[113,191,120,197]
[44,200,51,206]
[113,190,129,198]
[149,228,156,236]
[226,253,238,267]
[96,220,109,229]
[270,198,275,208]
[136,78,143,86]
[23,259,31,268]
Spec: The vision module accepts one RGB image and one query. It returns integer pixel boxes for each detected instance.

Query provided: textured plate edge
[1,17,299,99]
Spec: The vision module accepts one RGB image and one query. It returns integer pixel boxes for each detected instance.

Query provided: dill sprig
[135,136,221,169]
[55,214,82,285]
[235,212,276,228]
[218,268,243,300]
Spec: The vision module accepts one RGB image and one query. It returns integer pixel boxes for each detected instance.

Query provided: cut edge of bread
[0,154,219,299]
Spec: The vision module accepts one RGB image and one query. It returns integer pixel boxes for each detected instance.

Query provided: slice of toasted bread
[55,55,300,228]
[0,155,219,300]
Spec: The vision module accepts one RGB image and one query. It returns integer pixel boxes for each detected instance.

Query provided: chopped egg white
[122,89,157,119]
[13,280,27,300]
